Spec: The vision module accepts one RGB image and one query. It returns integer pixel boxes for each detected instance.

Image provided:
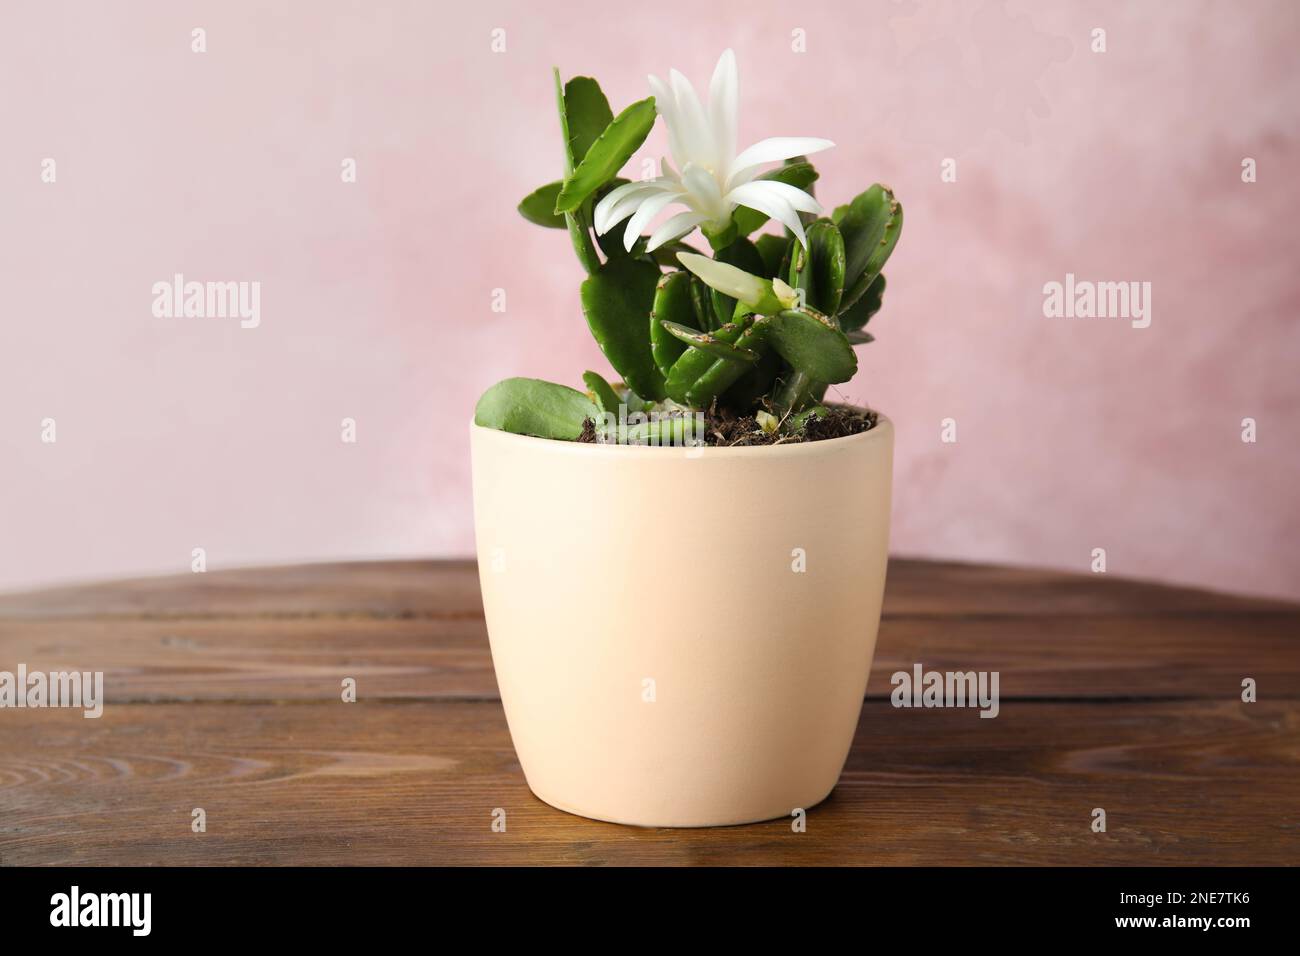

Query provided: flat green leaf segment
[563,77,613,163]
[837,184,903,292]
[761,308,857,383]
[650,271,698,378]
[754,233,789,279]
[798,220,846,316]
[474,378,598,440]
[517,182,566,228]
[840,274,886,332]
[580,257,666,401]
[664,318,753,405]
[680,317,769,407]
[551,68,601,273]
[582,370,621,413]
[660,320,759,363]
[555,97,656,214]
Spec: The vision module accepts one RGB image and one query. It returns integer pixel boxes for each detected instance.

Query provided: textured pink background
[2,1,1297,598]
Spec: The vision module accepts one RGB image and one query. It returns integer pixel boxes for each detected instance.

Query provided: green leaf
[474,378,598,440]
[582,370,621,413]
[615,384,653,413]
[651,239,704,269]
[563,77,613,163]
[659,320,759,363]
[664,318,751,405]
[837,184,903,291]
[555,97,657,214]
[732,162,820,236]
[758,307,858,384]
[701,219,738,251]
[721,345,781,413]
[804,220,846,316]
[518,182,566,228]
[845,330,875,345]
[754,233,790,279]
[649,270,698,379]
[777,246,794,291]
[553,68,601,273]
[565,211,601,274]
[554,69,577,175]
[840,274,886,332]
[685,319,772,408]
[580,257,666,401]
[772,368,818,416]
[689,273,715,331]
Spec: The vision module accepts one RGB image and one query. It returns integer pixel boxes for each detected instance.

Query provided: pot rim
[469,412,892,460]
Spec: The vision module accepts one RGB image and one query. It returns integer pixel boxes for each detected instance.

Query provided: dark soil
[576,404,877,447]
[801,406,878,443]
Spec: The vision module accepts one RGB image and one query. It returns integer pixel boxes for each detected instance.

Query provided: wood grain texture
[0,559,1296,866]
[1,701,1294,866]
[2,557,1293,621]
[1,612,1296,702]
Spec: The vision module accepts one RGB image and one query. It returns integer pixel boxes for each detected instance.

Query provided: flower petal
[681,162,726,221]
[623,190,681,251]
[727,179,823,215]
[771,277,800,309]
[725,181,810,248]
[603,191,675,235]
[726,136,835,188]
[669,68,714,170]
[724,163,763,191]
[646,211,708,251]
[594,179,656,217]
[708,49,738,173]
[648,73,686,169]
[593,180,670,234]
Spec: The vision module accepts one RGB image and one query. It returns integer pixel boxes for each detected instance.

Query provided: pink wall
[2,0,1297,598]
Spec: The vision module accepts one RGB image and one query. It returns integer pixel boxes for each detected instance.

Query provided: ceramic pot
[470,415,893,827]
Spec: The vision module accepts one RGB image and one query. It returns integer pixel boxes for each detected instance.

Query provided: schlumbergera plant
[474,49,902,445]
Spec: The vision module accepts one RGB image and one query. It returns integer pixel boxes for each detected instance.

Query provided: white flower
[592,49,833,253]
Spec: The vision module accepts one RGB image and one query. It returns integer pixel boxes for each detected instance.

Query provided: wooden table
[1,559,1296,866]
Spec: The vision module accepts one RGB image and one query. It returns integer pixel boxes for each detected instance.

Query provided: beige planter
[469,415,894,827]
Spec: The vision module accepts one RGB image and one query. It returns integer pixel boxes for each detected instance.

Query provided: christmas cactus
[475,49,902,445]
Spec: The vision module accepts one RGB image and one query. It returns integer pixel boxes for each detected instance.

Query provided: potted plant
[471,50,902,827]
